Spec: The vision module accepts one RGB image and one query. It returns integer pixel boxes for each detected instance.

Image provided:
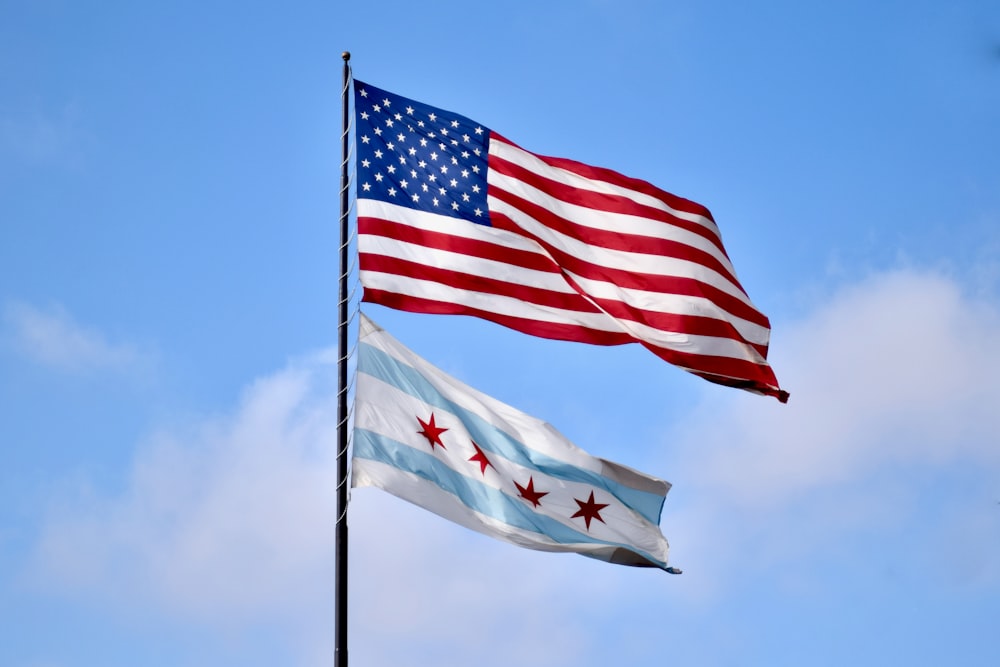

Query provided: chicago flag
[352,313,673,570]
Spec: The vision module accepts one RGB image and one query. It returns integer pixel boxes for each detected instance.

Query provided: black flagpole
[335,50,351,667]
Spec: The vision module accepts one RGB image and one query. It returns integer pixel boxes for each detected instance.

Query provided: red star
[514,477,548,508]
[416,413,448,450]
[468,439,495,476]
[571,491,609,530]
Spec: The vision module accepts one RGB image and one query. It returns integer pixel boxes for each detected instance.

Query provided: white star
[432,197,439,206]
[451,202,459,210]
[421,183,429,192]
[472,165,480,174]
[361,135,370,144]
[385,118,394,128]
[386,165,396,174]
[474,126,483,135]
[375,173,384,181]
[361,159,370,168]
[419,138,428,147]
[362,182,371,191]
[428,113,437,122]
[440,127,449,137]
[450,179,458,187]
[386,142,394,151]
[398,156,406,165]
[374,127,382,136]
[360,111,369,120]
[430,152,438,161]
[451,120,459,128]
[462,134,470,142]
[428,173,437,182]
[387,187,397,196]
[382,98,391,107]
[411,193,420,202]
[462,193,470,202]
[360,89,368,98]
[400,179,408,189]
[474,208,483,216]
[373,104,381,112]
[418,160,427,169]
[440,165,448,174]
[471,184,481,193]
[374,149,383,158]
[394,113,402,121]
[408,147,417,156]
[406,106,414,115]
[461,169,469,178]
[397,133,405,142]
[450,157,458,165]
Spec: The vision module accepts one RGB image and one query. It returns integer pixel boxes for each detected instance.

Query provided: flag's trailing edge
[353,80,788,402]
[352,313,673,570]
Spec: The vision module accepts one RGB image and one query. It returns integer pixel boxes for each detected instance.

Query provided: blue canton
[354,80,492,226]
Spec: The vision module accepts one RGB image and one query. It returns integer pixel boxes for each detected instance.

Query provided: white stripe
[491,138,720,237]
[353,458,574,553]
[359,198,536,249]
[358,267,621,333]
[358,234,576,295]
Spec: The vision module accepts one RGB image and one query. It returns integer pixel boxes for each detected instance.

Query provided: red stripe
[359,216,556,274]
[361,288,633,346]
[489,150,733,264]
[640,342,780,394]
[360,252,604,315]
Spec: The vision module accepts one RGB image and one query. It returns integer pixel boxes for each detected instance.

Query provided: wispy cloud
[0,101,91,169]
[3,301,147,374]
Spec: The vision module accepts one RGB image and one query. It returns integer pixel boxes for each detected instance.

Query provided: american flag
[354,79,787,402]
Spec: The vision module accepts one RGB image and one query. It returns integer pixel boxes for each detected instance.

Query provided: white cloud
[660,268,1000,592]
[0,102,91,168]
[3,301,147,373]
[32,353,341,626]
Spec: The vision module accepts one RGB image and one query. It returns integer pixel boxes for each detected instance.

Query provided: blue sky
[2,1,999,665]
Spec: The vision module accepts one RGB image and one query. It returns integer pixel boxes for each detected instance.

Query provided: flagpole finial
[342,51,351,61]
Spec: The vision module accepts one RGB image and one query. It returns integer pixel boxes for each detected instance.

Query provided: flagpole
[335,49,351,667]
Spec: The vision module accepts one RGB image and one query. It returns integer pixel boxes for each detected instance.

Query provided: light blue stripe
[354,428,666,568]
[359,341,665,524]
